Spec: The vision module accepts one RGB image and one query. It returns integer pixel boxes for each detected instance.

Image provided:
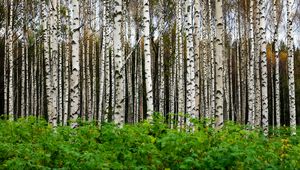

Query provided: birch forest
[1,0,300,169]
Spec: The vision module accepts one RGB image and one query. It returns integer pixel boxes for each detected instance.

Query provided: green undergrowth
[0,116,300,169]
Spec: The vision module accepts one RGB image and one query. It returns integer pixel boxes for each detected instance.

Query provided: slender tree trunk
[113,0,125,124]
[215,0,224,128]
[202,0,209,121]
[255,0,262,127]
[260,0,269,136]
[208,0,215,123]
[177,0,185,129]
[70,0,80,127]
[273,0,280,128]
[50,0,58,127]
[194,0,200,119]
[21,0,26,117]
[8,0,14,120]
[186,0,196,126]
[287,0,296,135]
[42,0,55,124]
[159,10,165,115]
[143,0,154,118]
[248,0,255,126]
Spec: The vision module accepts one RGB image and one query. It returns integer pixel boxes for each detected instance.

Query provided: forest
[0,0,300,169]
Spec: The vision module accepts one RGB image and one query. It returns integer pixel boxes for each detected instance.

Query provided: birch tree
[194,0,200,119]
[273,0,280,128]
[70,0,80,126]
[215,0,224,128]
[186,0,196,123]
[113,0,125,124]
[248,0,255,126]
[287,0,296,135]
[8,0,14,120]
[260,0,269,136]
[176,0,185,128]
[143,0,154,118]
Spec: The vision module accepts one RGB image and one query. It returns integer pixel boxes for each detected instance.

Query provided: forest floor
[0,117,300,169]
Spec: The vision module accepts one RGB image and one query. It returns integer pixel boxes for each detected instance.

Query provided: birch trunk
[194,0,200,119]
[113,0,125,124]
[42,0,54,124]
[177,0,185,129]
[215,0,224,128]
[208,0,215,123]
[70,0,80,126]
[273,0,280,128]
[99,0,108,123]
[8,0,14,120]
[159,10,165,115]
[248,0,255,126]
[255,1,262,127]
[202,0,209,121]
[50,0,58,127]
[260,0,269,136]
[21,0,26,117]
[287,0,296,135]
[186,0,195,126]
[143,0,154,118]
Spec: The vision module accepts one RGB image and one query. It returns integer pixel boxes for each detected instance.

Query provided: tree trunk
[194,0,200,119]
[143,0,154,118]
[70,0,80,127]
[287,0,296,135]
[8,0,14,120]
[248,0,255,126]
[215,0,224,128]
[260,0,269,136]
[273,0,280,128]
[113,0,125,124]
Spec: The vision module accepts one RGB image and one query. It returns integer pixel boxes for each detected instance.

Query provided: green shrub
[0,117,299,169]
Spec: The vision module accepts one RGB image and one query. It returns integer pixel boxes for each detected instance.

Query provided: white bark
[159,9,165,114]
[287,0,296,135]
[260,0,269,136]
[215,0,224,128]
[255,1,262,127]
[186,0,195,126]
[50,0,58,127]
[8,0,14,120]
[99,2,107,123]
[143,0,154,118]
[113,0,125,124]
[202,0,209,121]
[194,0,200,119]
[42,0,54,124]
[70,0,80,126]
[208,0,215,123]
[248,0,255,126]
[21,0,26,117]
[273,0,280,128]
[177,0,185,129]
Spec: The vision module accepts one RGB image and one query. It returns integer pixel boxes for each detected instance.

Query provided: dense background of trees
[0,0,300,135]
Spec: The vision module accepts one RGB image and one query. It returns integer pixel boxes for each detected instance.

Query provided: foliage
[0,117,300,169]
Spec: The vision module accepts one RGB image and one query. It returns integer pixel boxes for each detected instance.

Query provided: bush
[0,117,299,169]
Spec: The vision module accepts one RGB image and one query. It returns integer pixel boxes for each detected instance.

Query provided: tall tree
[194,0,200,119]
[273,0,280,128]
[70,0,80,127]
[260,0,269,136]
[215,0,224,128]
[186,0,196,124]
[113,0,125,124]
[287,0,296,135]
[248,0,255,126]
[143,0,154,118]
